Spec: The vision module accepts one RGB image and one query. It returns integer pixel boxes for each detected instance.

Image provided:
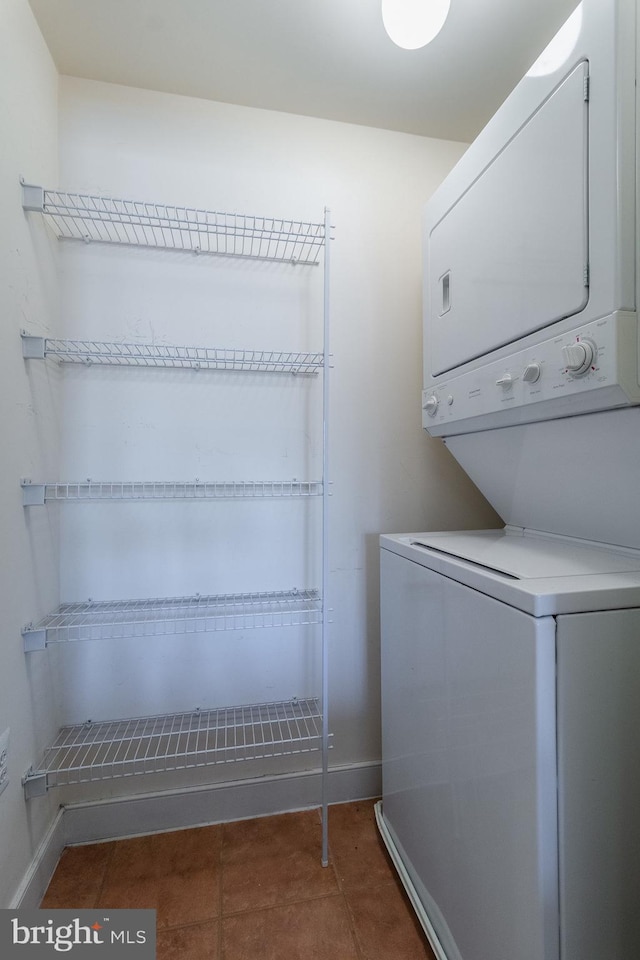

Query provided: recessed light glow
[382,0,451,51]
[527,4,583,77]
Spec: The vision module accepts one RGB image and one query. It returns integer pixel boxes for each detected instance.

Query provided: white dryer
[377,529,640,960]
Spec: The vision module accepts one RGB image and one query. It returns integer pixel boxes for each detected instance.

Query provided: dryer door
[427,60,589,376]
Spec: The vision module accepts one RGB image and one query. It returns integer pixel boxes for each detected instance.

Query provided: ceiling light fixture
[382,0,451,50]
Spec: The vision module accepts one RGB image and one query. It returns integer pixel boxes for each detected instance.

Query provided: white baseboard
[11,808,66,910]
[15,761,381,908]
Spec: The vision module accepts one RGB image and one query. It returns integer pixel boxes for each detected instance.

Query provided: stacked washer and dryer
[376,3,640,959]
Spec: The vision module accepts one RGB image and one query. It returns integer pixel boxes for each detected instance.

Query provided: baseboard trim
[15,761,381,906]
[11,808,66,909]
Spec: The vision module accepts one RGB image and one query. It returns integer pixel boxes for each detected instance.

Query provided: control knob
[495,373,513,389]
[522,362,541,384]
[562,339,595,376]
[423,394,439,417]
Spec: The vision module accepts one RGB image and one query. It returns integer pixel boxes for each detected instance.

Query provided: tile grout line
[94,842,117,910]
[218,889,344,921]
[324,830,367,960]
[340,886,368,960]
[218,823,225,960]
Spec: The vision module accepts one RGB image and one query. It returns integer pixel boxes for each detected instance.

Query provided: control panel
[423,312,640,437]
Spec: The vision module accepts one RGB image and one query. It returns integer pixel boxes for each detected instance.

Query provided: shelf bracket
[22,767,48,799]
[21,480,46,506]
[22,625,47,652]
[21,334,46,359]
[21,181,45,213]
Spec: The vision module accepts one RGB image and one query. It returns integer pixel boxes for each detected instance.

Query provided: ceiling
[28,0,579,143]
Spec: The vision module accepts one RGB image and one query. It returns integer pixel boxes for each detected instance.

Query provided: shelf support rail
[21,182,45,212]
[22,767,48,799]
[321,207,331,867]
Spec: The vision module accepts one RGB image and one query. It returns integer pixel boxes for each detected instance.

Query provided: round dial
[562,339,595,376]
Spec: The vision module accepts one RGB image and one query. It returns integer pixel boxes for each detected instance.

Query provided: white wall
[0,0,61,908]
[49,77,499,805]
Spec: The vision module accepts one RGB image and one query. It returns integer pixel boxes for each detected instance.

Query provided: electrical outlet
[0,727,9,797]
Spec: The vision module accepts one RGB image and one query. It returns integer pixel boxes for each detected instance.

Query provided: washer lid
[380,529,640,616]
[410,529,640,579]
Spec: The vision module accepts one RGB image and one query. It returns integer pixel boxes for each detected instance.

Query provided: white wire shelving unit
[22,698,328,799]
[20,182,333,864]
[22,589,322,650]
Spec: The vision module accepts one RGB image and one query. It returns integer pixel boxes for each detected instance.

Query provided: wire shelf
[22,479,323,505]
[23,589,322,648]
[24,185,327,265]
[31,698,325,788]
[24,336,325,374]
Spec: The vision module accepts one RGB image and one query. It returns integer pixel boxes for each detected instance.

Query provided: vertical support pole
[321,208,331,867]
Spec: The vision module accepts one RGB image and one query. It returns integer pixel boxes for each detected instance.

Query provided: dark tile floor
[41,799,436,959]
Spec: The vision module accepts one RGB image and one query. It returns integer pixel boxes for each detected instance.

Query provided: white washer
[377,529,640,960]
